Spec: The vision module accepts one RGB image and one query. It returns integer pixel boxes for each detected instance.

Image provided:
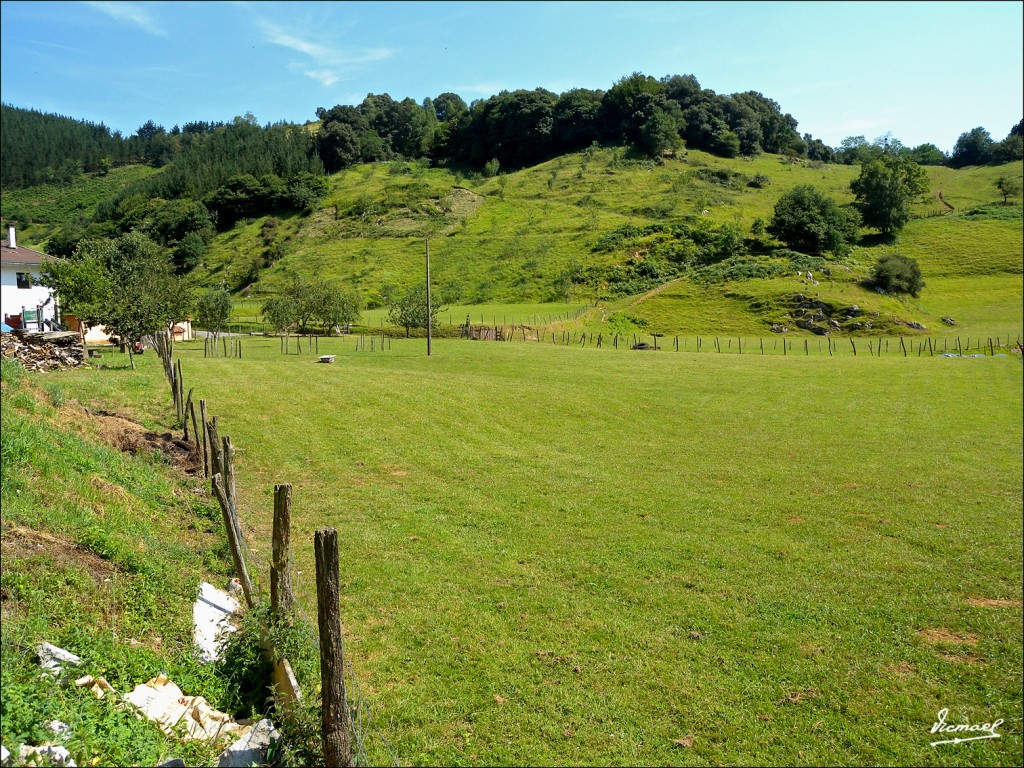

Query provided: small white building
[1,226,58,330]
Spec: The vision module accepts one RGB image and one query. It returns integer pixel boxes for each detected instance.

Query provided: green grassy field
[43,335,1023,766]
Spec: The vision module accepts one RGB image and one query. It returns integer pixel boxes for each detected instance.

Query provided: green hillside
[7,150,1023,339]
[192,149,1022,337]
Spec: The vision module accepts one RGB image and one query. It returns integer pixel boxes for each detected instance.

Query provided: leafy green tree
[871,253,925,297]
[950,126,994,168]
[993,121,1024,163]
[312,283,363,333]
[849,155,929,236]
[767,185,860,255]
[386,283,444,337]
[907,143,948,166]
[260,295,296,335]
[639,108,682,157]
[995,175,1022,204]
[42,232,191,369]
[172,231,206,273]
[195,287,233,344]
[45,226,88,258]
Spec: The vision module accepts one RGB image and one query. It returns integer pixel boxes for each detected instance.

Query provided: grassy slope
[43,337,1024,766]
[7,153,1021,338]
[0,356,246,766]
[190,151,1021,339]
[0,165,160,240]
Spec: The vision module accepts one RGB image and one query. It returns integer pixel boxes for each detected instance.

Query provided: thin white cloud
[84,1,167,37]
[256,18,393,86]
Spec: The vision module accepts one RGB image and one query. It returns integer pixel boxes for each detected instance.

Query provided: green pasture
[45,335,1023,766]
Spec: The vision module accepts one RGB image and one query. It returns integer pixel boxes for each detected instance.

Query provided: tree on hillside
[40,232,191,369]
[906,143,948,166]
[767,185,860,255]
[261,295,296,335]
[849,155,929,236]
[992,120,1024,163]
[195,287,233,346]
[995,175,1022,204]
[386,283,444,337]
[312,282,363,333]
[871,253,925,297]
[950,126,994,168]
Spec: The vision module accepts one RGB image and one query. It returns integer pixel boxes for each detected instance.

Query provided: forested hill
[2,71,842,195]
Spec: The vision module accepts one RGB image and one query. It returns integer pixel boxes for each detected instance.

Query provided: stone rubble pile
[1,329,87,371]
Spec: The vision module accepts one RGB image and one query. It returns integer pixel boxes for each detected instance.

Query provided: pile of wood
[1,329,86,371]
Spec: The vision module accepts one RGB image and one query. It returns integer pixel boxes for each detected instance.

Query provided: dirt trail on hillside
[935,188,955,212]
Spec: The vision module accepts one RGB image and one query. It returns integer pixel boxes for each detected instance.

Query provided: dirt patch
[787,516,805,524]
[938,652,985,666]
[779,688,820,705]
[841,483,863,489]
[966,597,1022,609]
[884,662,917,678]
[918,628,980,646]
[87,408,201,475]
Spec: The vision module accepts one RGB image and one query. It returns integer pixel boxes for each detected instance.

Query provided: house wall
[1,265,56,328]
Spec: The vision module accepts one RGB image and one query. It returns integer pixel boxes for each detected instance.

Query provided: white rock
[216,719,281,767]
[35,643,82,677]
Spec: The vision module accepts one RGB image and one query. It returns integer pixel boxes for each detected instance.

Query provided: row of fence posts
[355,332,391,352]
[449,326,1021,358]
[154,329,356,766]
[280,334,322,355]
[204,334,242,358]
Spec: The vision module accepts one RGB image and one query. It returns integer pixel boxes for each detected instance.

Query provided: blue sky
[1,1,1021,153]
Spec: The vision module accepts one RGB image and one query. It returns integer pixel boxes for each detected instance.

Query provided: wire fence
[153,328,398,767]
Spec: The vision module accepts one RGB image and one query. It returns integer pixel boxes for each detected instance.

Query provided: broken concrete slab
[193,581,241,664]
[35,643,82,678]
[216,718,281,767]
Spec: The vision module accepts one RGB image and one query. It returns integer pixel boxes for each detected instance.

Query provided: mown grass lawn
[48,337,1023,766]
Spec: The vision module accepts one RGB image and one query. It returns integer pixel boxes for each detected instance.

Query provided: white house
[1,226,58,330]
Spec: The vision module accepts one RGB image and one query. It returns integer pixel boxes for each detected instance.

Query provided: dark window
[16,272,32,289]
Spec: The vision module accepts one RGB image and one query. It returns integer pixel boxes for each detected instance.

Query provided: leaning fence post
[271,484,294,620]
[315,528,354,768]
[212,472,254,608]
[183,388,194,442]
[223,436,237,514]
[198,400,210,476]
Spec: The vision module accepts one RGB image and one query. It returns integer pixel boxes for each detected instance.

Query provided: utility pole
[425,238,432,357]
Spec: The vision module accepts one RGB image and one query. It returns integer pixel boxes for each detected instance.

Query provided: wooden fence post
[212,472,254,608]
[315,528,354,768]
[183,388,194,442]
[271,484,294,620]
[176,360,185,424]
[207,415,222,480]
[188,399,200,461]
[199,400,210,477]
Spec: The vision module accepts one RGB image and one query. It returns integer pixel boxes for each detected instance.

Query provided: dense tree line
[834,122,1023,167]
[314,72,829,171]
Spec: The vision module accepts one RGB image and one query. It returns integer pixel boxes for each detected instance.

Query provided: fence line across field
[151,328,396,767]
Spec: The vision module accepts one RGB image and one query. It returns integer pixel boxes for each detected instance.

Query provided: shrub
[871,253,925,297]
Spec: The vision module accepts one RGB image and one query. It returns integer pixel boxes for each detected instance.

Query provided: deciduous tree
[850,155,929,236]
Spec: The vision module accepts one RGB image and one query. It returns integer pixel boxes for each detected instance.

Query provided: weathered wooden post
[212,472,254,608]
[425,239,433,357]
[199,400,210,477]
[183,388,194,441]
[315,528,353,768]
[188,399,201,461]
[271,484,294,620]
